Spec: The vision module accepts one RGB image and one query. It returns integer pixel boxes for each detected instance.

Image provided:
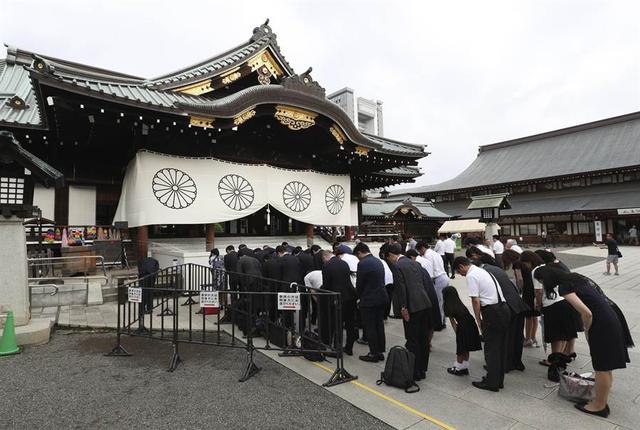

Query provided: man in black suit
[320,250,357,354]
[481,263,530,372]
[224,245,239,290]
[296,247,315,278]
[387,244,433,380]
[354,242,388,362]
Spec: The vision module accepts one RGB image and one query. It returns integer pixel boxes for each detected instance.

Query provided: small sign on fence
[200,290,220,308]
[128,287,142,303]
[277,292,301,311]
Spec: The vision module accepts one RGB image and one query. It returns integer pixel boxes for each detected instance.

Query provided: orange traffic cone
[0,311,20,356]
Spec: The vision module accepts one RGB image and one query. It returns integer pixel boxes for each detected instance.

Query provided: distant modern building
[328,88,384,136]
[397,111,640,245]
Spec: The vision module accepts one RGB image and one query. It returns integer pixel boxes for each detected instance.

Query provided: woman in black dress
[519,251,544,347]
[534,267,631,417]
[442,286,482,376]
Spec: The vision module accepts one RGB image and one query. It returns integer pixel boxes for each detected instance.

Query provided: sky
[1,0,639,189]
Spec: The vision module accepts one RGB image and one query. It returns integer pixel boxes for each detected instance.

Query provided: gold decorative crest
[189,115,215,128]
[355,146,370,156]
[274,106,317,131]
[329,125,346,145]
[221,69,242,85]
[174,79,214,95]
[248,49,283,85]
[233,109,256,126]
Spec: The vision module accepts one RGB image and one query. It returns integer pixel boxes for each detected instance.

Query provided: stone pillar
[305,223,314,249]
[136,225,149,260]
[0,216,30,326]
[206,223,216,251]
[485,222,500,241]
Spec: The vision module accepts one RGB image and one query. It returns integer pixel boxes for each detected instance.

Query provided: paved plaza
[21,246,640,429]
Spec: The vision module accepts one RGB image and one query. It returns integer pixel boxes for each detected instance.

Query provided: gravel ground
[0,331,391,430]
[543,248,604,270]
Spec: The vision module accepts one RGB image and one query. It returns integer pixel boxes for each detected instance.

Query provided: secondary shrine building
[0,21,425,260]
[400,112,640,245]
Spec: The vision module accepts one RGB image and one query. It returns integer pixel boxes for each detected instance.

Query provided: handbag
[617,248,623,258]
[558,370,595,402]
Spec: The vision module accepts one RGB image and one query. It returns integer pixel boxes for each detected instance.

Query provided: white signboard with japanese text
[618,208,640,215]
[128,287,142,303]
[277,293,301,311]
[200,291,220,308]
[594,220,603,242]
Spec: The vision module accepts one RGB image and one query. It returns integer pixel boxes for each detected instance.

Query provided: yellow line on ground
[312,362,456,430]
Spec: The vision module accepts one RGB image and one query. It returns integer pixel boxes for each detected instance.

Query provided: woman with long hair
[510,251,542,347]
[533,267,631,417]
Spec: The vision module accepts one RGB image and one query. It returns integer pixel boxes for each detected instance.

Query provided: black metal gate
[106,263,357,387]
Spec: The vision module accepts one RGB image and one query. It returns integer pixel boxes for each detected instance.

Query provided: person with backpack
[387,244,433,381]
[442,286,482,376]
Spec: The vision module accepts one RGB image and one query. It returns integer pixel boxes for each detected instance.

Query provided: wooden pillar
[345,226,353,241]
[206,223,216,251]
[136,225,149,260]
[305,223,314,248]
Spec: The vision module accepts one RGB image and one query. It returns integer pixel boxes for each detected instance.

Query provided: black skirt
[455,313,482,355]
[541,300,578,343]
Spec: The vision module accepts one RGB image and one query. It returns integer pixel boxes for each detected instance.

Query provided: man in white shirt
[629,225,638,246]
[454,257,511,392]
[444,234,457,279]
[379,256,395,318]
[506,239,523,254]
[492,235,505,268]
[335,245,359,287]
[417,240,448,327]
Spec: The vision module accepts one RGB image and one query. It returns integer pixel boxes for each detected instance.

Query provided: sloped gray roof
[362,198,450,218]
[148,20,294,88]
[406,112,640,194]
[434,182,640,219]
[0,60,42,126]
[363,132,425,157]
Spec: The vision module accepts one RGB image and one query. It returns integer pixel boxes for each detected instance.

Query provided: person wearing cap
[453,256,511,392]
[387,243,433,381]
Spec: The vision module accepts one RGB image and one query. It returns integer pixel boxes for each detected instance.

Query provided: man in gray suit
[387,244,433,381]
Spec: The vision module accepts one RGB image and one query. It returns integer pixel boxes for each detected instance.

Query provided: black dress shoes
[472,381,499,392]
[413,371,426,381]
[575,403,610,418]
[343,347,353,356]
[447,367,469,376]
[359,353,379,362]
[377,353,385,362]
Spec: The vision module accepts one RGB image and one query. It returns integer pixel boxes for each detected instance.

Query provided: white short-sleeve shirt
[434,240,445,256]
[493,240,505,254]
[304,270,323,290]
[426,248,446,278]
[531,266,563,307]
[444,238,456,254]
[466,265,504,306]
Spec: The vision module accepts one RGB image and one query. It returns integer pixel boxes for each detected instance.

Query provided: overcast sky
[2,0,639,188]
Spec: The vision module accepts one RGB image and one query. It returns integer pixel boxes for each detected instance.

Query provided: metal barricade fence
[106,263,357,387]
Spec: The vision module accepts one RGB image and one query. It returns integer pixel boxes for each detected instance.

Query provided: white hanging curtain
[113,151,352,228]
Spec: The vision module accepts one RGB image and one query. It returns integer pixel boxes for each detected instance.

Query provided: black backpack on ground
[376,346,420,393]
[301,331,326,362]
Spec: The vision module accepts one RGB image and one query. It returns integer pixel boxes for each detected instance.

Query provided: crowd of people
[209,233,633,418]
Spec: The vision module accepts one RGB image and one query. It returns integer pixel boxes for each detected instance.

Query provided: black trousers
[403,309,431,376]
[361,305,387,355]
[444,253,455,277]
[318,297,357,351]
[506,312,525,371]
[495,254,503,269]
[481,303,511,389]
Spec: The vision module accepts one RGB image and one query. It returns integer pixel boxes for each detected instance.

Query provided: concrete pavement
[30,246,640,429]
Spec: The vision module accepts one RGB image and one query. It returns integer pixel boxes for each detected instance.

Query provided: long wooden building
[399,112,640,245]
